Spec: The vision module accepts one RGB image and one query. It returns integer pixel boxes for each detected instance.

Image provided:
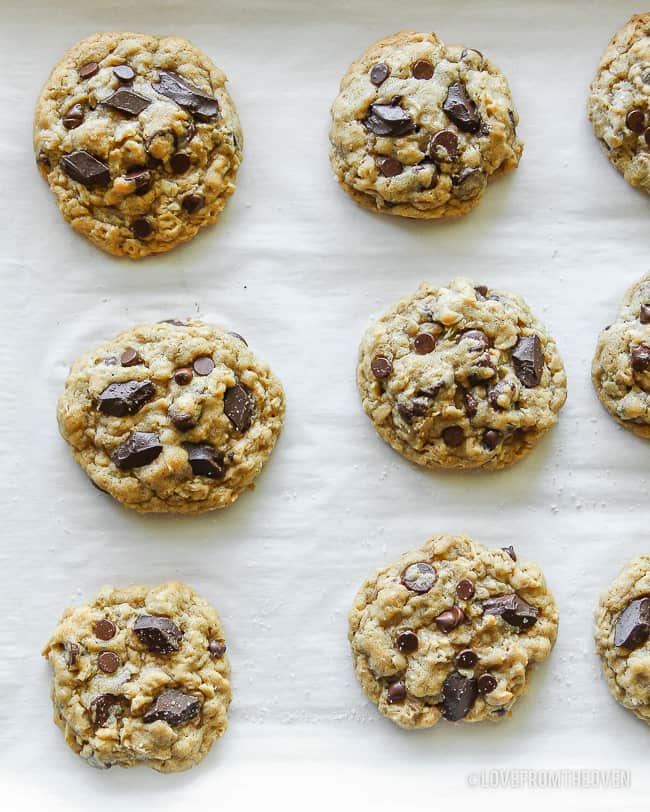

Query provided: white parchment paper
[1,1,649,808]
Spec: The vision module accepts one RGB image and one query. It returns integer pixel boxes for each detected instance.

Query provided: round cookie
[329,30,522,219]
[34,32,242,258]
[43,582,231,771]
[57,319,285,513]
[592,273,650,438]
[349,535,558,728]
[357,278,567,470]
[588,14,650,195]
[595,556,650,724]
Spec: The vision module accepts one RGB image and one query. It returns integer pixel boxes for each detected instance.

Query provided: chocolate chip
[462,329,489,349]
[124,168,152,195]
[113,64,135,82]
[441,671,477,721]
[78,61,99,80]
[169,408,197,431]
[363,100,415,137]
[94,619,116,640]
[452,168,486,199]
[193,356,214,376]
[65,641,79,669]
[36,151,50,169]
[428,129,458,161]
[61,150,110,188]
[63,103,84,129]
[184,442,226,478]
[414,332,436,354]
[464,392,478,418]
[443,82,481,133]
[395,630,419,654]
[482,429,502,450]
[380,157,403,177]
[97,651,119,673]
[90,694,121,727]
[482,593,539,629]
[224,384,253,432]
[111,431,162,470]
[170,152,191,174]
[501,546,517,561]
[640,304,650,324]
[401,562,436,593]
[120,348,142,366]
[614,598,650,649]
[209,640,227,658]
[397,398,429,423]
[142,689,200,727]
[477,673,497,694]
[474,285,488,298]
[631,344,650,372]
[152,71,219,120]
[134,615,183,654]
[416,383,443,399]
[103,88,151,116]
[370,63,390,86]
[97,380,155,417]
[626,108,646,133]
[132,218,153,239]
[411,59,434,80]
[387,680,407,704]
[174,367,193,385]
[456,579,475,600]
[456,649,478,669]
[442,426,464,447]
[182,193,205,213]
[371,356,392,378]
[435,606,465,632]
[512,335,544,387]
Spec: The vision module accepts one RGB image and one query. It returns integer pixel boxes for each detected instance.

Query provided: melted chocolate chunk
[443,82,481,133]
[103,88,151,116]
[111,432,162,470]
[224,384,253,432]
[482,593,539,629]
[401,562,437,593]
[614,598,650,649]
[61,150,110,188]
[152,71,219,120]
[97,380,155,417]
[169,407,197,431]
[512,335,544,387]
[452,167,486,199]
[63,103,84,129]
[124,168,152,195]
[142,690,200,727]
[134,615,183,654]
[184,442,226,479]
[90,694,121,727]
[363,100,415,137]
[428,129,458,161]
[441,671,478,721]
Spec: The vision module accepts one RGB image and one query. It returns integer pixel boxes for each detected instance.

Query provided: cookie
[357,278,567,470]
[329,31,522,219]
[587,14,650,195]
[349,534,558,728]
[595,556,650,724]
[592,273,650,438]
[43,582,231,771]
[34,32,242,258]
[57,320,285,513]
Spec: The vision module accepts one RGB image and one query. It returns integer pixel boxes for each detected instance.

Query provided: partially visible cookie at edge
[34,32,242,258]
[592,273,650,438]
[349,534,558,728]
[57,319,285,513]
[329,30,523,218]
[357,278,567,470]
[587,14,650,194]
[43,581,231,771]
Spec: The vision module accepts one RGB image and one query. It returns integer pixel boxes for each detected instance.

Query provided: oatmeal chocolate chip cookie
[57,320,285,513]
[34,32,242,258]
[592,273,650,438]
[588,14,650,194]
[329,31,522,219]
[349,535,558,728]
[357,278,567,470]
[595,556,650,724]
[43,582,230,771]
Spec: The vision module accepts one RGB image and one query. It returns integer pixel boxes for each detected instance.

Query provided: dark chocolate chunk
[474,285,488,298]
[363,100,415,137]
[640,304,650,324]
[371,356,393,378]
[380,157,403,177]
[134,615,183,654]
[456,649,478,669]
[462,329,489,349]
[512,335,544,387]
[501,545,517,561]
[482,593,539,629]
[124,168,152,195]
[103,88,151,116]
[482,429,502,450]
[224,384,253,432]
[61,150,110,188]
[151,71,219,120]
[395,630,419,654]
[193,356,215,376]
[132,217,153,239]
[631,344,650,372]
[120,347,142,366]
[97,651,119,673]
[614,598,650,649]
[401,562,436,593]
[170,152,191,174]
[182,193,205,213]
[428,129,458,161]
[111,431,162,470]
[477,673,497,694]
[78,61,99,80]
[488,379,515,410]
[63,103,85,129]
[397,398,429,423]
[414,332,436,354]
[443,81,481,133]
[435,606,465,632]
[174,367,193,385]
[94,619,116,640]
[113,64,135,82]
[184,442,226,479]
[370,63,390,86]
[90,694,121,727]
[452,167,486,199]
[142,689,200,727]
[65,641,79,669]
[464,392,478,418]
[441,671,478,721]
[412,60,434,80]
[626,108,646,133]
[387,680,407,704]
[456,579,475,600]
[442,426,464,447]
[416,382,443,399]
[97,380,155,417]
[208,640,227,658]
[169,407,197,431]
